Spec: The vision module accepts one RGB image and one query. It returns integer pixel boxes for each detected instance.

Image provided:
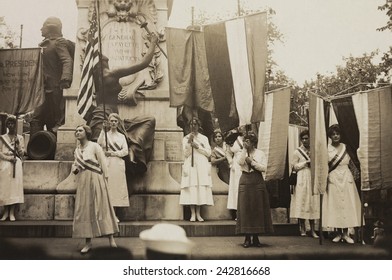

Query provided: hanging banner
[258,87,291,181]
[309,93,328,195]
[0,48,44,115]
[352,86,392,191]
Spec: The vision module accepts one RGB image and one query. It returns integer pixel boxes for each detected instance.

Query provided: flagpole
[19,24,23,48]
[95,0,108,151]
[12,119,18,178]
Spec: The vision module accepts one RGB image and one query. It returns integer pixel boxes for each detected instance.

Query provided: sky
[0,0,391,85]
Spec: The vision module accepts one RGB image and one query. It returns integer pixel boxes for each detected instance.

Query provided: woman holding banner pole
[0,115,24,222]
[322,124,362,244]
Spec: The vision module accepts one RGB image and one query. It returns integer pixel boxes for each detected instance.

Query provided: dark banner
[0,48,44,115]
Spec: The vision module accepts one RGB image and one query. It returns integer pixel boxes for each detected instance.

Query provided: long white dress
[226,136,243,210]
[97,130,130,207]
[322,144,362,228]
[180,132,214,206]
[289,146,320,220]
[0,134,24,206]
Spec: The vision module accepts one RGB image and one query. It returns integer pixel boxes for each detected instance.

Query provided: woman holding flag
[72,124,118,254]
[180,117,213,222]
[322,124,362,244]
[0,115,24,221]
[97,113,130,221]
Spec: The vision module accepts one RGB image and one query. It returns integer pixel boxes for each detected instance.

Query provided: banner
[309,93,328,195]
[257,87,290,181]
[352,86,392,190]
[0,48,44,114]
[204,12,268,132]
[166,27,213,112]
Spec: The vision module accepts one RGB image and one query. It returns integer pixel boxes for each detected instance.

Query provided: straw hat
[139,223,194,255]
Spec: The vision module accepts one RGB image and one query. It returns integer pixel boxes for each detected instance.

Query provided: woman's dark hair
[212,129,223,143]
[243,132,258,146]
[5,114,17,124]
[188,117,201,127]
[300,129,309,140]
[327,124,340,138]
[75,124,92,140]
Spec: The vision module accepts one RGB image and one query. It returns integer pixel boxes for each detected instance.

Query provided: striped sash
[107,136,122,153]
[297,147,310,162]
[328,145,347,173]
[0,135,21,159]
[235,137,243,149]
[75,148,103,174]
[213,146,226,158]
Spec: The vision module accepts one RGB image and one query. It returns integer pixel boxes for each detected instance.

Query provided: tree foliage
[377,0,392,32]
[0,17,18,49]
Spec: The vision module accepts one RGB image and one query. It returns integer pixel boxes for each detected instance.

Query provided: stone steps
[0,220,298,238]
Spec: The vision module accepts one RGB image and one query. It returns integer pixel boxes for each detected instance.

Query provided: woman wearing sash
[180,117,213,222]
[211,130,230,185]
[236,132,273,248]
[289,130,319,238]
[323,124,362,244]
[72,124,119,253]
[226,125,246,219]
[0,115,24,221]
[97,113,130,221]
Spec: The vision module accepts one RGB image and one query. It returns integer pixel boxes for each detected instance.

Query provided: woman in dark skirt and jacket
[236,132,273,248]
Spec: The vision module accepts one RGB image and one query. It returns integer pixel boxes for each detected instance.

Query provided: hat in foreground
[139,223,194,255]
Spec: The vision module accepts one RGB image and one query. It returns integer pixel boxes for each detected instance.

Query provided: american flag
[77,2,99,120]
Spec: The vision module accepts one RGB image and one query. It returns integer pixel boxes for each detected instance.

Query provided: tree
[0,17,18,49]
[377,0,392,32]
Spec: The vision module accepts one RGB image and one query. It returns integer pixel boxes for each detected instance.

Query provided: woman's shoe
[311,231,319,239]
[80,244,92,254]
[9,215,15,222]
[252,236,262,247]
[0,212,9,221]
[342,235,354,244]
[196,216,204,222]
[242,240,251,248]
[300,230,307,237]
[332,235,342,243]
[190,216,196,222]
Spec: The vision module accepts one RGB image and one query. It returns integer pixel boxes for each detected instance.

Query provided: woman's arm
[250,150,267,172]
[110,134,129,158]
[292,152,308,171]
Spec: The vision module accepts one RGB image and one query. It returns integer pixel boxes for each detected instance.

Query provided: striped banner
[257,87,291,181]
[205,12,268,132]
[352,86,392,190]
[76,1,99,120]
[309,93,328,195]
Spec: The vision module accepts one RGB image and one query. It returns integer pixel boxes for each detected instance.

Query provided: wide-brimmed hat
[139,223,194,255]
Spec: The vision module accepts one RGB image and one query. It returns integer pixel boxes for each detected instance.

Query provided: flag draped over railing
[77,1,99,120]
[166,12,268,132]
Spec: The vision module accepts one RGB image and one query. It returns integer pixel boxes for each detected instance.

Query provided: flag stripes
[167,12,268,133]
[77,3,99,120]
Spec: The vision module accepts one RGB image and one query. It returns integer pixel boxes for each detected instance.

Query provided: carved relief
[77,0,165,105]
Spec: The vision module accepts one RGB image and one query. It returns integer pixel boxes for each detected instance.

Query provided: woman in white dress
[289,129,319,238]
[180,117,213,222]
[97,113,129,220]
[72,124,118,253]
[322,124,362,244]
[0,115,24,221]
[226,125,246,219]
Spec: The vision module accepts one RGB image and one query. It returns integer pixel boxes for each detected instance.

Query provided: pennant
[352,86,392,190]
[257,87,290,181]
[309,93,328,195]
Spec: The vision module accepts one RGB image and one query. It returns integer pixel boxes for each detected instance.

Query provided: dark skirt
[235,171,274,235]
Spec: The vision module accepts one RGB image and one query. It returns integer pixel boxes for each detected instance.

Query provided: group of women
[181,117,363,247]
[180,118,273,247]
[0,112,363,250]
[290,125,362,243]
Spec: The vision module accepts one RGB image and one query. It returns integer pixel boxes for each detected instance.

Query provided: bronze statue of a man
[31,17,74,135]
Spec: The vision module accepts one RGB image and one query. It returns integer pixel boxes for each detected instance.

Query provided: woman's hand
[245,156,253,165]
[148,33,159,45]
[190,142,199,149]
[102,120,110,132]
[105,151,112,157]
